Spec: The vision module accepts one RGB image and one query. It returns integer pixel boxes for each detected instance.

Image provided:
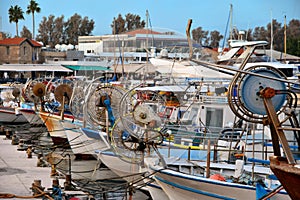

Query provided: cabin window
[189,107,199,125]
[206,108,223,134]
[6,46,9,55]
[279,68,294,77]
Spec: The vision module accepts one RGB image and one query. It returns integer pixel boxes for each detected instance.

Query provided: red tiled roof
[0,37,42,47]
[126,28,162,36]
[29,39,43,47]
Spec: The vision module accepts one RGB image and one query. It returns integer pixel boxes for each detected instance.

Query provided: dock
[0,134,150,200]
[0,135,53,199]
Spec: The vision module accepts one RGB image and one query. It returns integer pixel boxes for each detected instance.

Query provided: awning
[63,65,111,71]
[0,64,72,72]
[113,63,156,73]
[135,85,198,93]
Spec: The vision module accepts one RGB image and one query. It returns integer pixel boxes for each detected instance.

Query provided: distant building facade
[78,28,192,62]
[39,49,84,63]
[0,35,42,64]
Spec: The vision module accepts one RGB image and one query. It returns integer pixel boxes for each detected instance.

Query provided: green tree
[253,26,268,42]
[20,26,32,39]
[209,30,223,48]
[79,16,95,36]
[26,0,41,39]
[192,27,208,45]
[125,13,145,31]
[36,16,48,45]
[245,28,253,41]
[8,5,25,37]
[111,14,125,34]
[0,32,12,39]
[65,13,81,44]
[37,14,94,46]
[53,15,65,45]
[36,15,55,46]
[111,13,145,34]
[64,13,94,44]
[286,19,300,56]
[267,19,283,51]
[252,20,284,50]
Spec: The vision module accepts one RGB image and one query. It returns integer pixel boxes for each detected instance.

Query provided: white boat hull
[98,151,142,183]
[18,108,44,125]
[0,106,28,124]
[39,111,69,146]
[62,121,108,158]
[154,169,290,200]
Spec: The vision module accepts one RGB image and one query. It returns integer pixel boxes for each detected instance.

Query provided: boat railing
[162,125,299,164]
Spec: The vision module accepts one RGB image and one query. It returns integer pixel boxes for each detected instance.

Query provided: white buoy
[234,159,244,178]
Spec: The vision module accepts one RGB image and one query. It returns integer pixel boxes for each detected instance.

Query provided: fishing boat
[0,106,28,124]
[0,84,28,124]
[64,125,110,159]
[38,110,74,147]
[150,163,289,200]
[17,105,44,125]
[105,24,300,199]
[217,40,297,78]
[202,38,300,199]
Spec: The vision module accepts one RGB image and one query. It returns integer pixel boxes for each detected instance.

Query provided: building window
[6,46,9,55]
[24,46,26,55]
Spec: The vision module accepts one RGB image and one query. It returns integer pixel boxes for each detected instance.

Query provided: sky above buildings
[1,0,299,38]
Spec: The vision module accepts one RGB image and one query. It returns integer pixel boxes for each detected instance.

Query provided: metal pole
[206,139,211,178]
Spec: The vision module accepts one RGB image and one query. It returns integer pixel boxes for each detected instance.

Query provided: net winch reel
[69,80,88,120]
[84,81,126,130]
[54,83,73,111]
[227,65,291,124]
[109,86,167,164]
[23,79,45,104]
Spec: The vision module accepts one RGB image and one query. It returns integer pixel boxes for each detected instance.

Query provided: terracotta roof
[125,29,162,36]
[29,39,43,47]
[0,37,42,47]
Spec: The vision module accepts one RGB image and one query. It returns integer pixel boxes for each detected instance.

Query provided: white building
[78,28,194,63]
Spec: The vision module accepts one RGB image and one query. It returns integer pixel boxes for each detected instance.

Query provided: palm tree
[26,0,41,39]
[8,5,25,37]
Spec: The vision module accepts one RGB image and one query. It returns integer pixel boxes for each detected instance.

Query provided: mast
[186,19,193,60]
[229,4,233,41]
[221,4,232,51]
[146,10,149,64]
[270,11,273,61]
[113,18,116,75]
[284,15,287,62]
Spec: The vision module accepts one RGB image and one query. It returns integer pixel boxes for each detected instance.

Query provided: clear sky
[1,0,299,38]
